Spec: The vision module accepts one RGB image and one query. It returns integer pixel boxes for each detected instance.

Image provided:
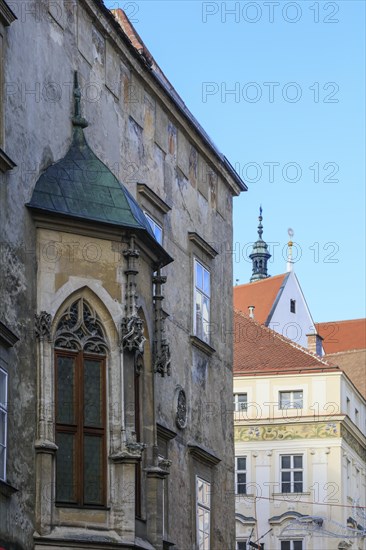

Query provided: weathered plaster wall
[1,0,240,547]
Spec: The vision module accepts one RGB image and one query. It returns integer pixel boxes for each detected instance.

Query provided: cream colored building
[234,311,366,550]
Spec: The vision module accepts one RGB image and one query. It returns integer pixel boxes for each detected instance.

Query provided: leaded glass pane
[0,411,5,445]
[0,370,6,407]
[56,432,76,503]
[56,356,75,424]
[282,482,291,493]
[294,481,303,493]
[84,435,103,504]
[0,445,5,480]
[154,224,163,244]
[203,269,210,296]
[197,477,204,504]
[196,261,203,290]
[202,296,210,323]
[84,360,102,427]
[237,457,246,470]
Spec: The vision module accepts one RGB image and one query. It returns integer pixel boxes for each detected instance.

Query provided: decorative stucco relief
[235,422,340,442]
[341,425,366,462]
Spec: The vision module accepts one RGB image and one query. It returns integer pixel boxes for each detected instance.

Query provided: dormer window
[290,299,296,313]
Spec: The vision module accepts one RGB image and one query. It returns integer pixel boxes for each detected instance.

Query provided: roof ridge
[234,273,287,289]
[234,309,333,368]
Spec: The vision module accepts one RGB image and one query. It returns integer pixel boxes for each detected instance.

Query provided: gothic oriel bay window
[54,298,108,507]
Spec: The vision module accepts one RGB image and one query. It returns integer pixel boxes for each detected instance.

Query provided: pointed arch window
[54,298,108,507]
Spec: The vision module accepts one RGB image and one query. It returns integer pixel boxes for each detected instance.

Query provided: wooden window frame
[0,366,8,481]
[193,258,211,345]
[196,476,211,549]
[279,390,303,410]
[235,456,247,495]
[234,393,248,413]
[55,349,107,508]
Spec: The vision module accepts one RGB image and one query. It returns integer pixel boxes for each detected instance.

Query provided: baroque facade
[233,311,366,550]
[0,2,246,549]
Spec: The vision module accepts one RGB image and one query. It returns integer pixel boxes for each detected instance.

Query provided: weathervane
[287,227,294,272]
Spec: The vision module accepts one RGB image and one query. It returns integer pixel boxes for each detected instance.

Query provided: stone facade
[0,1,245,549]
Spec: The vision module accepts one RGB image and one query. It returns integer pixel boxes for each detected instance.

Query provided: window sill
[0,479,18,498]
[272,492,310,497]
[0,148,16,173]
[55,503,110,510]
[163,539,175,549]
[190,335,215,356]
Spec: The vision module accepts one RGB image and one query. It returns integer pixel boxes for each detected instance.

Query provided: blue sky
[105,1,365,322]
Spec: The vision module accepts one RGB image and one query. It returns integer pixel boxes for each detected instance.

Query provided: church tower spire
[249,206,271,282]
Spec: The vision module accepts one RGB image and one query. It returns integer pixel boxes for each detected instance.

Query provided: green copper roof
[28,127,156,234]
[27,72,172,267]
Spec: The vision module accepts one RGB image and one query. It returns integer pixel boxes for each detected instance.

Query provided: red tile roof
[233,273,288,324]
[234,309,337,376]
[316,319,366,354]
[325,349,366,399]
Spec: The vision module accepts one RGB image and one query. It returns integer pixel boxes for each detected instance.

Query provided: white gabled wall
[267,272,319,350]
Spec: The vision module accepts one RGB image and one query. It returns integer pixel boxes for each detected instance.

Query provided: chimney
[248,306,255,319]
[306,332,324,356]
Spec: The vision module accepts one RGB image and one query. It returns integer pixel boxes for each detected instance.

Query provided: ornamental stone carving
[54,298,108,353]
[153,272,171,377]
[175,388,187,430]
[154,341,171,377]
[121,315,146,353]
[35,311,52,339]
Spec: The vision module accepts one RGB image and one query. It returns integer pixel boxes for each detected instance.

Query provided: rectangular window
[55,351,106,506]
[234,393,248,412]
[145,212,163,244]
[280,455,303,493]
[237,542,247,550]
[281,455,303,493]
[196,476,211,549]
[236,457,247,495]
[281,541,303,550]
[290,299,296,313]
[0,367,8,481]
[279,391,303,410]
[194,259,211,344]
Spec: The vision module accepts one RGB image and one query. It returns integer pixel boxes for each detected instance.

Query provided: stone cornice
[188,443,221,466]
[190,335,216,357]
[0,1,17,27]
[0,478,18,498]
[188,232,218,259]
[157,423,177,441]
[0,321,19,348]
[137,183,171,214]
[0,148,17,172]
